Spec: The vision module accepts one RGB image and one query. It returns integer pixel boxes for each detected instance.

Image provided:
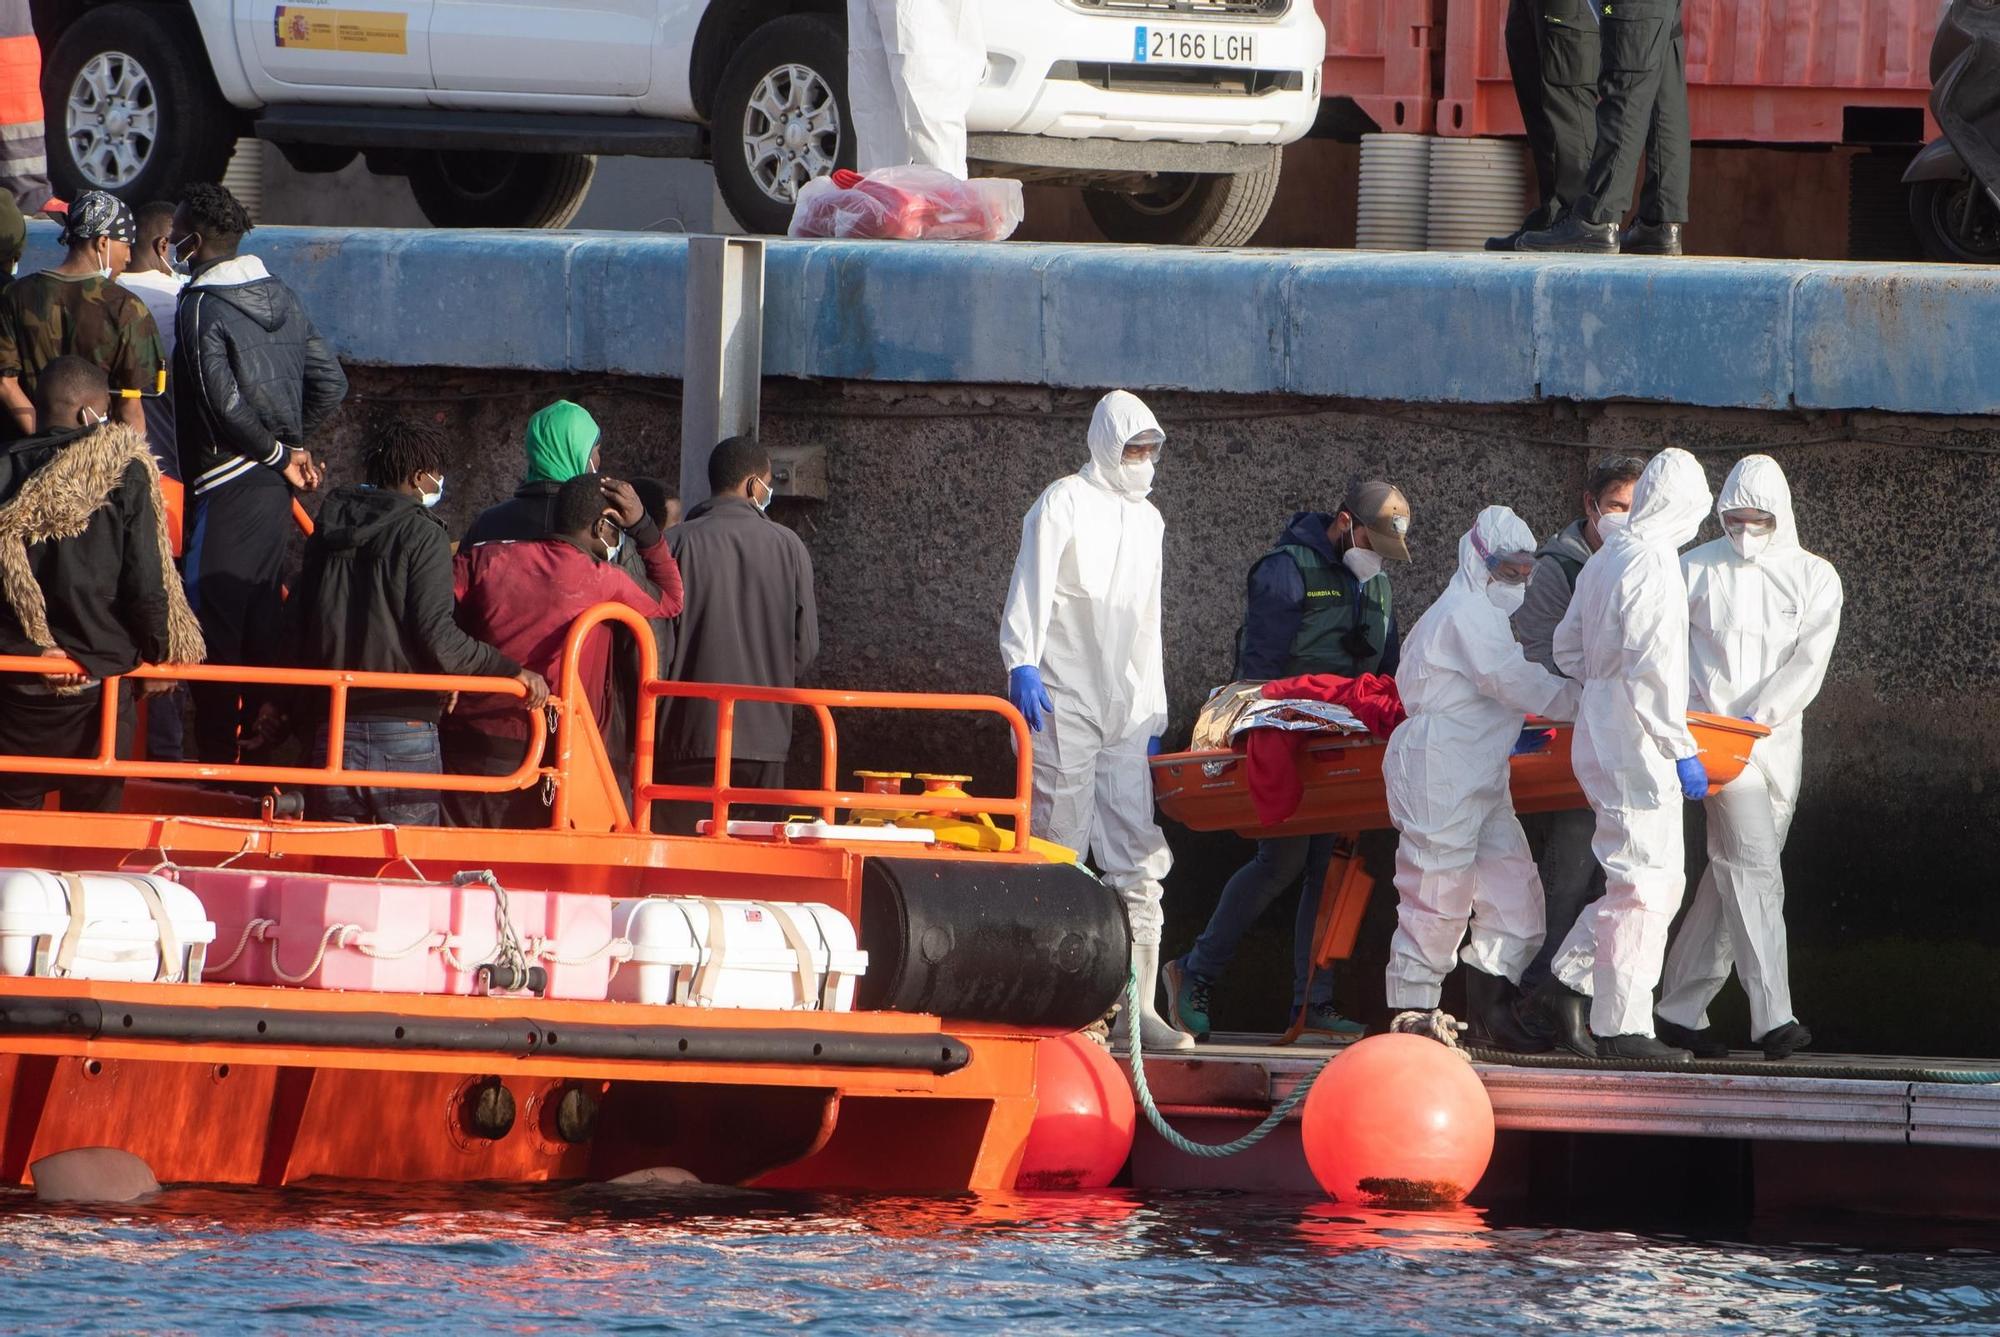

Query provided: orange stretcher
[1153,713,1770,1004]
[1150,711,1768,841]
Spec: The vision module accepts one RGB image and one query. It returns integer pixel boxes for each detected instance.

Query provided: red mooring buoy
[1300,1033,1495,1208]
[1014,1032,1136,1191]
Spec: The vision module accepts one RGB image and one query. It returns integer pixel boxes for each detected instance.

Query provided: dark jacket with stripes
[172,254,347,499]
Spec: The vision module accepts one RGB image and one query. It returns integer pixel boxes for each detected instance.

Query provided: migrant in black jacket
[173,254,348,498]
[0,421,205,679]
[290,484,519,723]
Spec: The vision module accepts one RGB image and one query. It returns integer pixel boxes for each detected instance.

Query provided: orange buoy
[1014,1032,1136,1191]
[1299,1033,1495,1208]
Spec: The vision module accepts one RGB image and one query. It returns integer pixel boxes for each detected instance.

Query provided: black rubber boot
[1530,981,1597,1061]
[1464,968,1554,1053]
[1620,220,1684,255]
[1757,1020,1814,1060]
[1598,1033,1694,1062]
[1656,1017,1730,1059]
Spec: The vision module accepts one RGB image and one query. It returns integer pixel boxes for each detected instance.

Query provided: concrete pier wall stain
[321,370,2000,1057]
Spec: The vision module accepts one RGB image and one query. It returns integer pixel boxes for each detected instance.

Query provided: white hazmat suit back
[1547,447,1713,1038]
[1658,455,1843,1040]
[999,390,1171,944]
[1383,506,1583,1009]
[846,0,985,178]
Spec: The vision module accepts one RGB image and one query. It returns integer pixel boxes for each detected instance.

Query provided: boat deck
[1137,1034,2000,1148]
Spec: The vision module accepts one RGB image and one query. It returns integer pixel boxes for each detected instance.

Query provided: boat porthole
[552,1086,598,1145]
[457,1077,516,1142]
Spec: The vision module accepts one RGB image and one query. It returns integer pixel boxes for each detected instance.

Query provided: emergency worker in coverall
[1382,506,1579,1052]
[999,390,1186,1050]
[846,0,986,179]
[1533,447,1713,1062]
[1655,455,1840,1061]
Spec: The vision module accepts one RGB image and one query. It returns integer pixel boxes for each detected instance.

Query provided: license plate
[1133,26,1257,65]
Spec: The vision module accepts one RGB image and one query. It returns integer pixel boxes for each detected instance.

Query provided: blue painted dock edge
[33,224,2000,417]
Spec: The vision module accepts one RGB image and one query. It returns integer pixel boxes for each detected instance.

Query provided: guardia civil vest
[1276,542,1392,677]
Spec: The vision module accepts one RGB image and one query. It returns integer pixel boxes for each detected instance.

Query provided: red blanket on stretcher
[1244,673,1406,827]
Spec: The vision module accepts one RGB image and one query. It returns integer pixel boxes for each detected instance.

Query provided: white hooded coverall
[999,391,1171,945]
[1657,456,1842,1040]
[1384,507,1582,1009]
[846,0,985,179]
[1547,448,1714,1038]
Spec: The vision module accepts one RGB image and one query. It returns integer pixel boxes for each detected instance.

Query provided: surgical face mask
[598,520,625,563]
[1343,546,1384,583]
[93,241,113,282]
[1487,580,1528,614]
[169,233,198,276]
[1115,459,1156,495]
[79,408,106,429]
[1595,512,1630,538]
[753,475,775,513]
[418,473,444,509]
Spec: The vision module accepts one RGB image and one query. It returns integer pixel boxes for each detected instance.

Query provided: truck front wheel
[405,151,596,229]
[1083,150,1283,248]
[711,14,855,235]
[43,3,237,202]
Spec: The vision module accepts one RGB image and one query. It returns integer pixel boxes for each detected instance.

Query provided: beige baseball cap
[1343,480,1412,561]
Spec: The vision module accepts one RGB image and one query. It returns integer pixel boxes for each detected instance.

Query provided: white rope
[207,917,275,973]
[1390,1008,1473,1062]
[523,934,632,968]
[452,869,530,988]
[268,924,359,984]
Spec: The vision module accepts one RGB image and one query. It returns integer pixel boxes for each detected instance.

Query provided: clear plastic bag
[789,166,1025,241]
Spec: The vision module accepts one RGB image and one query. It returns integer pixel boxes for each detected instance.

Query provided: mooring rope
[1122,970,1329,1158]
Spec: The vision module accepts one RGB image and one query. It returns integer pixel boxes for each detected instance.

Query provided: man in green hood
[467,401,605,543]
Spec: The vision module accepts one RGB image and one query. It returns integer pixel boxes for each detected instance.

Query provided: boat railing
[0,602,1037,850]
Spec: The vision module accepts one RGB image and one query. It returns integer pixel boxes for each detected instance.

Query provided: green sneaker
[1298,1001,1365,1038]
[1163,956,1213,1041]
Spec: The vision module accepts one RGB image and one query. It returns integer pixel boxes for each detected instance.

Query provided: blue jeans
[308,719,442,826]
[1185,834,1338,1010]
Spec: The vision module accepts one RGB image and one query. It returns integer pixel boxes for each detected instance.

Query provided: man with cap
[0,190,164,440]
[1167,480,1413,1043]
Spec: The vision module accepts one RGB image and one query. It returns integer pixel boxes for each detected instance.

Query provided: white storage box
[610,897,866,1012]
[0,869,216,983]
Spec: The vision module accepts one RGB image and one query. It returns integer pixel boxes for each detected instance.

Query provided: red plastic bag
[789,166,1024,241]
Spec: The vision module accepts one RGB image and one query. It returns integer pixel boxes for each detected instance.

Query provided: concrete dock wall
[48,228,1999,1055]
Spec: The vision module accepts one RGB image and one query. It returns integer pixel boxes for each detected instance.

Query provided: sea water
[5,1185,2000,1333]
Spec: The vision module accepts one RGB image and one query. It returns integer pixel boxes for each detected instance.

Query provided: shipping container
[1433,0,1939,143]
[1319,0,1442,134]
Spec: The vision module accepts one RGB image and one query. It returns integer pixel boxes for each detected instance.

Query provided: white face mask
[1487,580,1528,613]
[418,474,444,509]
[169,234,197,277]
[94,242,113,282]
[1343,546,1385,583]
[753,475,775,513]
[1728,528,1772,561]
[1114,459,1156,496]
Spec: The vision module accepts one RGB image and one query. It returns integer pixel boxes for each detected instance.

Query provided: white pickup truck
[36,0,1325,244]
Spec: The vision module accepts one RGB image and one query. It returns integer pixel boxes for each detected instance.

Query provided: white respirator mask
[1487,580,1528,613]
[1342,546,1385,583]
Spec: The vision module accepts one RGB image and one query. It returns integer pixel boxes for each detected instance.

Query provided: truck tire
[1907,177,2000,264]
[711,14,854,235]
[406,151,596,229]
[1084,150,1283,247]
[42,3,237,202]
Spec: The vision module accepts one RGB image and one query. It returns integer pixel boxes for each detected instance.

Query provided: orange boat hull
[1152,712,1769,839]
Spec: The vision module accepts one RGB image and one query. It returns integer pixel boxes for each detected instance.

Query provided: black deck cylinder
[856,857,1129,1029]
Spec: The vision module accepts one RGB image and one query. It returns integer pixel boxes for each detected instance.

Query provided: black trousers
[651,758,789,836]
[1577,0,1691,226]
[183,471,293,765]
[0,682,136,812]
[1506,0,1600,229]
[440,727,550,831]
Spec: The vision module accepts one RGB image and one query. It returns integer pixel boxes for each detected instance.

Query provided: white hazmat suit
[1547,448,1714,1039]
[1384,507,1582,1010]
[1657,456,1842,1041]
[846,0,985,179]
[1000,391,1171,954]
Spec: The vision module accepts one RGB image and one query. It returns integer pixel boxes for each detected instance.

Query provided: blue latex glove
[1008,665,1053,733]
[1147,736,1164,757]
[1740,714,1757,723]
[1675,755,1710,801]
[1511,726,1552,756]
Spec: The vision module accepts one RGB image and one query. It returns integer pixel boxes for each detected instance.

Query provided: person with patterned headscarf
[0,190,164,440]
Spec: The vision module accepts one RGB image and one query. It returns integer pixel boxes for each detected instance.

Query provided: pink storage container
[165,869,620,999]
[174,866,288,986]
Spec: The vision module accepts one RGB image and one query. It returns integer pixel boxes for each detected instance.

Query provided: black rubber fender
[856,857,1130,1029]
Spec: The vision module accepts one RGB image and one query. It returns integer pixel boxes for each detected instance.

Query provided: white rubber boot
[1112,942,1194,1052]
